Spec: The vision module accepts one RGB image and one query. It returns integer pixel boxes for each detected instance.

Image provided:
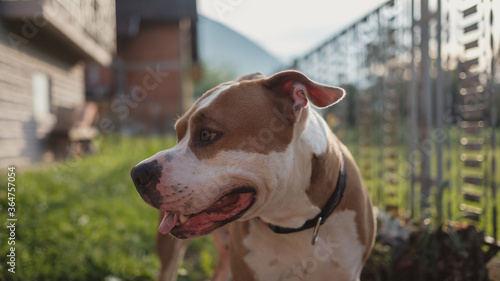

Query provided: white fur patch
[243,210,366,281]
[146,136,319,226]
[197,82,239,110]
[301,110,330,155]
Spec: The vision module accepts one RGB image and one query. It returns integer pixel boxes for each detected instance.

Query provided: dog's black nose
[130,161,161,191]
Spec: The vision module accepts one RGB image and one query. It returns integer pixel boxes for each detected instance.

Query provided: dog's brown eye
[200,130,216,142]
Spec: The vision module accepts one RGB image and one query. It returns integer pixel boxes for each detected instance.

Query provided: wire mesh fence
[291,0,499,243]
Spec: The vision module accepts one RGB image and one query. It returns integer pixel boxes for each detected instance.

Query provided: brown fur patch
[174,84,223,142]
[229,220,256,281]
[306,136,340,210]
[336,144,376,262]
[179,81,296,160]
[306,135,375,263]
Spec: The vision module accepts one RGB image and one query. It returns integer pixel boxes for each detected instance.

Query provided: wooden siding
[0,33,84,167]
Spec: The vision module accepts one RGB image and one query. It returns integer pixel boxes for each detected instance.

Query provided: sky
[197,0,388,63]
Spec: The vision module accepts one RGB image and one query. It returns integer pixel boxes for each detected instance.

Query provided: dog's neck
[256,109,341,229]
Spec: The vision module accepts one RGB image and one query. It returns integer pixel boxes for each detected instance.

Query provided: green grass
[0,130,498,280]
[0,136,214,281]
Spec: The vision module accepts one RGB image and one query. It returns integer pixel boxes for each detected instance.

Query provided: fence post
[436,0,444,223]
[409,0,418,218]
[418,0,433,219]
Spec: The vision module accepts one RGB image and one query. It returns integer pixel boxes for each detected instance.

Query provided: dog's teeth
[179,215,188,224]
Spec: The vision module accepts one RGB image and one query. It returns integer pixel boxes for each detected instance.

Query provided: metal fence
[291,0,499,243]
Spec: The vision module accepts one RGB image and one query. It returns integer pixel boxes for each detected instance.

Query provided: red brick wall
[124,23,180,61]
[118,22,185,135]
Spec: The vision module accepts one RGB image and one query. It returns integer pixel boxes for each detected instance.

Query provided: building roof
[116,0,197,37]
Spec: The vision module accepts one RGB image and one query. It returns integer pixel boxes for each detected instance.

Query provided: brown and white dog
[131,71,376,281]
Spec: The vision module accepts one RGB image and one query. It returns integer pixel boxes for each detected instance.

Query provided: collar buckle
[311,216,323,245]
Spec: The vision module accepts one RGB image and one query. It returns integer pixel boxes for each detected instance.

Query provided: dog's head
[130,70,345,239]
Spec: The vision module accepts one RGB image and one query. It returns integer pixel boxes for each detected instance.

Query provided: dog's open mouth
[158,187,256,239]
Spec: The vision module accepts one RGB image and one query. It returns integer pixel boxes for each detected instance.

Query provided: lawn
[0,136,215,281]
[0,133,498,280]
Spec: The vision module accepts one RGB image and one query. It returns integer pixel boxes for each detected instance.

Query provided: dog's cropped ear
[263,70,345,111]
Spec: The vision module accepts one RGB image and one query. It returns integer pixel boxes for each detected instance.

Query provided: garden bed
[362,211,498,281]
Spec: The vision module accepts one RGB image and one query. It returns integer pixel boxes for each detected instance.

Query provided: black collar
[262,144,347,245]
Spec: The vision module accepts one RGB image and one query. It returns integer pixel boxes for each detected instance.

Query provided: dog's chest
[239,210,365,281]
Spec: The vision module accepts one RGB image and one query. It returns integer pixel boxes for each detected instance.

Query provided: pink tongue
[158,213,179,234]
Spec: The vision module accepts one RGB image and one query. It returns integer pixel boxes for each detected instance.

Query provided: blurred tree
[194,61,237,99]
